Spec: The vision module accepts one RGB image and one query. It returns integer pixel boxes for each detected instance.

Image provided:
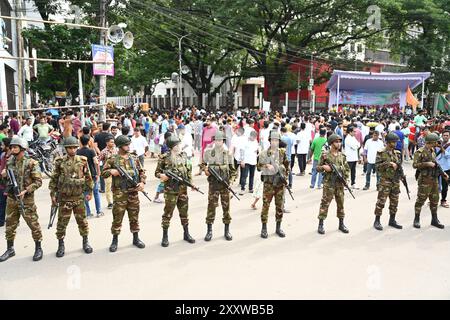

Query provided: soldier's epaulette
[158,153,169,161]
[377,148,387,153]
[76,155,88,162]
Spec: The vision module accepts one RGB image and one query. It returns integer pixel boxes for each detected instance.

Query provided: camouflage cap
[327,134,342,145]
[213,131,226,141]
[166,136,181,149]
[63,136,79,147]
[115,135,131,148]
[268,131,281,141]
[425,133,440,143]
[10,136,28,149]
[385,132,400,142]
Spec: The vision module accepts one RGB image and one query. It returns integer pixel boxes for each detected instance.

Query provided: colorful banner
[339,90,400,105]
[92,44,114,76]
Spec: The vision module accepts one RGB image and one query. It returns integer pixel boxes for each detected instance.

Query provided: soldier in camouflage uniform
[49,136,94,257]
[155,136,195,247]
[412,133,447,229]
[316,134,351,235]
[256,131,290,239]
[101,135,147,252]
[201,131,237,241]
[373,132,403,230]
[0,137,43,262]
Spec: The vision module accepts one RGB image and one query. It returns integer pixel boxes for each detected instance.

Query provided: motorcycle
[27,136,62,178]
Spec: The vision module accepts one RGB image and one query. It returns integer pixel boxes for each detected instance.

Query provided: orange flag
[406,86,420,112]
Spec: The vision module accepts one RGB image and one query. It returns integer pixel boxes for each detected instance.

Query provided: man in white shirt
[344,126,361,188]
[388,118,400,132]
[130,129,149,168]
[295,123,311,175]
[361,118,370,142]
[123,114,134,136]
[18,117,34,142]
[362,131,384,190]
[240,131,259,194]
[259,122,270,151]
[230,127,247,184]
[177,124,193,159]
[244,119,256,138]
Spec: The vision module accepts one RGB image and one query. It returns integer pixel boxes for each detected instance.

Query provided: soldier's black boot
[109,235,118,252]
[413,214,421,229]
[318,219,325,235]
[388,214,403,229]
[431,213,445,229]
[82,236,93,254]
[260,223,268,238]
[183,225,195,243]
[373,216,383,231]
[275,221,286,238]
[0,241,15,262]
[338,218,349,233]
[56,239,65,258]
[132,232,145,248]
[204,223,213,241]
[33,241,43,261]
[161,228,169,247]
[224,224,232,241]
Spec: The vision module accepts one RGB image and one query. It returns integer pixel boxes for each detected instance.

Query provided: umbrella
[47,109,59,116]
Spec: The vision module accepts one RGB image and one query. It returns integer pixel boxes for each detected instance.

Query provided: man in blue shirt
[436,130,450,208]
[281,127,295,188]
[393,126,405,152]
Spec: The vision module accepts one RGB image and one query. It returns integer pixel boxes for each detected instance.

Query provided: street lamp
[178,34,190,108]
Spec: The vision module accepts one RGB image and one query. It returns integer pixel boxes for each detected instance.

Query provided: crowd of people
[0,103,449,261]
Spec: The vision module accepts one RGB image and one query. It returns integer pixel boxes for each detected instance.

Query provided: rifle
[395,164,410,200]
[276,172,295,200]
[208,166,240,200]
[328,163,356,199]
[48,201,58,229]
[164,169,204,194]
[7,169,26,218]
[116,165,153,202]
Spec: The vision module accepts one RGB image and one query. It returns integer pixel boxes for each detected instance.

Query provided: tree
[388,0,450,94]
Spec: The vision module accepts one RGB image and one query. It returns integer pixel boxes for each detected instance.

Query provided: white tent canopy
[327,70,431,110]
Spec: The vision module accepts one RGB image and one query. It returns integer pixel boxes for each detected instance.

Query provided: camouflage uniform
[412,134,445,229]
[49,155,93,240]
[374,148,402,217]
[317,151,350,220]
[155,152,192,228]
[202,145,237,225]
[257,132,290,238]
[5,156,42,242]
[155,135,196,247]
[0,136,43,262]
[102,153,146,235]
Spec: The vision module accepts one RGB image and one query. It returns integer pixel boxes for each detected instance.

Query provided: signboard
[55,91,66,98]
[339,90,400,105]
[92,44,114,76]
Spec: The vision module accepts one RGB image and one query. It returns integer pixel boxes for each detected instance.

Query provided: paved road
[0,154,449,299]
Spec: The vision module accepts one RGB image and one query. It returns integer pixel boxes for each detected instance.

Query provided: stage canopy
[327,70,431,110]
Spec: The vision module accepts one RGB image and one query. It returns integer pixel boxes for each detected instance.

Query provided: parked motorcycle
[28,137,62,178]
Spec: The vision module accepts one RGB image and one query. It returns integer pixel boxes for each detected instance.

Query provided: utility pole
[309,54,314,112]
[296,67,300,113]
[14,0,25,114]
[98,0,107,122]
[178,34,189,109]
[78,68,85,126]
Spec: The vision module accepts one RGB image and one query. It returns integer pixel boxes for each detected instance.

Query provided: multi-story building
[0,0,42,114]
